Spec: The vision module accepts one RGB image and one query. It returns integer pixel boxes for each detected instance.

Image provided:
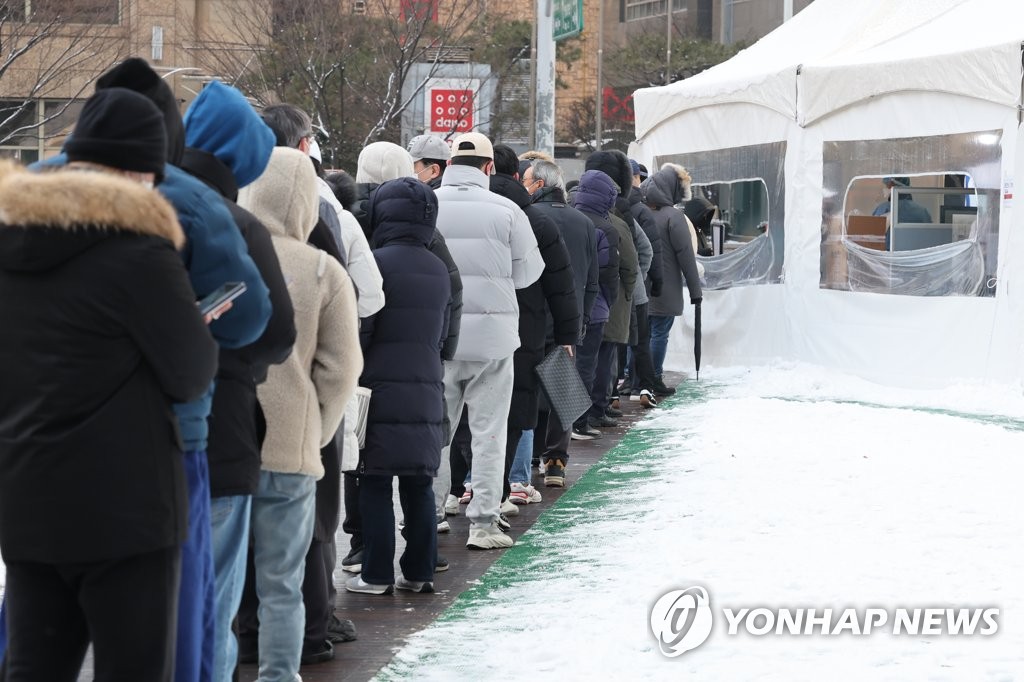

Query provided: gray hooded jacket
[640,164,703,316]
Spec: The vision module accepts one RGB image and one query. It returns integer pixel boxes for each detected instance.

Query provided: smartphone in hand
[198,281,247,317]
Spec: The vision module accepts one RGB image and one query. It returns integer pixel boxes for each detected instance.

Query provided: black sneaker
[606,405,623,418]
[652,379,676,396]
[326,615,358,643]
[589,414,618,428]
[544,458,566,487]
[301,640,335,665]
[341,547,363,573]
[436,555,450,572]
[571,424,602,440]
[496,513,512,531]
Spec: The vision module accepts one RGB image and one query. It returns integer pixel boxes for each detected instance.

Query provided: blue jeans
[176,450,215,682]
[210,495,252,682]
[509,429,533,484]
[0,594,7,665]
[251,471,316,682]
[649,315,676,380]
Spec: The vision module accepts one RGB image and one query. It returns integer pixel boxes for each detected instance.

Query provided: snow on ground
[380,363,1024,681]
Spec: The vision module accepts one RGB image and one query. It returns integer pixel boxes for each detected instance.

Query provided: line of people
[0,56,702,682]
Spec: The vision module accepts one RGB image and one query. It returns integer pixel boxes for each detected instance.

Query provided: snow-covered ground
[380,363,1024,681]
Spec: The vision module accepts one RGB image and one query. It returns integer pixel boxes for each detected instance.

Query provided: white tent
[630,0,1024,387]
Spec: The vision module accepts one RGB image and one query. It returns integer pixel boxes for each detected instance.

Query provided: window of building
[622,0,685,22]
[655,141,786,289]
[0,98,85,164]
[4,0,120,24]
[821,132,1000,297]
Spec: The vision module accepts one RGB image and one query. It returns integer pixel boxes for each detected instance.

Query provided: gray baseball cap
[408,134,451,162]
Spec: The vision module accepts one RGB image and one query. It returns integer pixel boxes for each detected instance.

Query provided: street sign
[424,78,478,136]
[553,0,583,41]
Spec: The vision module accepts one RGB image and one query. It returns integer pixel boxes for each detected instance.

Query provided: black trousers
[360,474,436,584]
[448,409,472,497]
[342,472,361,553]
[630,303,657,391]
[534,406,573,463]
[304,434,341,648]
[3,546,180,682]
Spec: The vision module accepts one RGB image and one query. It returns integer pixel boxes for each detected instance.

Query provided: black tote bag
[534,346,592,432]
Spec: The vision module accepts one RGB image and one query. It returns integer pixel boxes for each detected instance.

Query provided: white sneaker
[444,494,460,516]
[509,482,542,504]
[466,523,514,550]
[459,483,472,504]
[345,576,393,595]
[500,498,519,516]
[398,518,451,533]
[395,576,434,593]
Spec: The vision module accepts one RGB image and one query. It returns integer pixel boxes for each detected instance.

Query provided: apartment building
[0,0,246,162]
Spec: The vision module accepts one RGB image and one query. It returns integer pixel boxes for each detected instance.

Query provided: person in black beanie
[0,85,218,682]
[65,87,167,183]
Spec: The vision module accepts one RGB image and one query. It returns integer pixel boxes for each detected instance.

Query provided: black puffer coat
[490,174,578,429]
[354,181,463,360]
[359,178,452,476]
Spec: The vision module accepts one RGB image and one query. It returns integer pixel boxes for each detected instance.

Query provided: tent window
[821,131,1000,297]
[656,141,785,289]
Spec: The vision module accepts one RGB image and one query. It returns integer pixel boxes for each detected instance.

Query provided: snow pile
[380,364,1024,681]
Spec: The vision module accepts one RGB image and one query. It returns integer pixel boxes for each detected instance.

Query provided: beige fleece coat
[239,148,362,478]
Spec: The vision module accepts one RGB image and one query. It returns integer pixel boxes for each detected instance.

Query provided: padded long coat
[359,178,452,476]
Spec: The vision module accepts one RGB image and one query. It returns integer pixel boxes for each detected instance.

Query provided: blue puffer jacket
[359,178,451,476]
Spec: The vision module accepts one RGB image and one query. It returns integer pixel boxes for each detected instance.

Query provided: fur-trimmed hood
[640,162,692,208]
[0,159,183,272]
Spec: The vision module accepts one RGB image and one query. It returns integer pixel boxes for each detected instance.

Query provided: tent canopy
[634,0,1024,139]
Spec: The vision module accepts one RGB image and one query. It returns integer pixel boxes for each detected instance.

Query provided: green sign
[553,0,583,41]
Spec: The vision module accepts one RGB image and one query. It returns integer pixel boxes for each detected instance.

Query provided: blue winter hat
[629,158,641,176]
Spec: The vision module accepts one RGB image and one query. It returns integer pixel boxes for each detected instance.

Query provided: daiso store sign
[425,78,478,135]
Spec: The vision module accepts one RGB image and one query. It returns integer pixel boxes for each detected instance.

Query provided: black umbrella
[694,300,702,381]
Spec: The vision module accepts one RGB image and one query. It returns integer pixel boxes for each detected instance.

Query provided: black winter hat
[585,150,633,198]
[96,57,185,166]
[65,88,167,181]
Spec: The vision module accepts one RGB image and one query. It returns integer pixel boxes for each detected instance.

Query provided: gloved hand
[691,297,702,306]
[578,318,590,345]
[650,277,663,297]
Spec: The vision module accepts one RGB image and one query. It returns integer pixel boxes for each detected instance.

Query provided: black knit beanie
[65,87,167,180]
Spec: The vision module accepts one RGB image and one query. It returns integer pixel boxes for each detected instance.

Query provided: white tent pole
[783,0,793,21]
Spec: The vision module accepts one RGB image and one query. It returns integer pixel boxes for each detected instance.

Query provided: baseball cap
[450,132,493,160]
[408,134,451,162]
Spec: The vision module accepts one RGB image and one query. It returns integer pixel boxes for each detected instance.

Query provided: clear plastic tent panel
[656,141,785,289]
[821,131,1001,297]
